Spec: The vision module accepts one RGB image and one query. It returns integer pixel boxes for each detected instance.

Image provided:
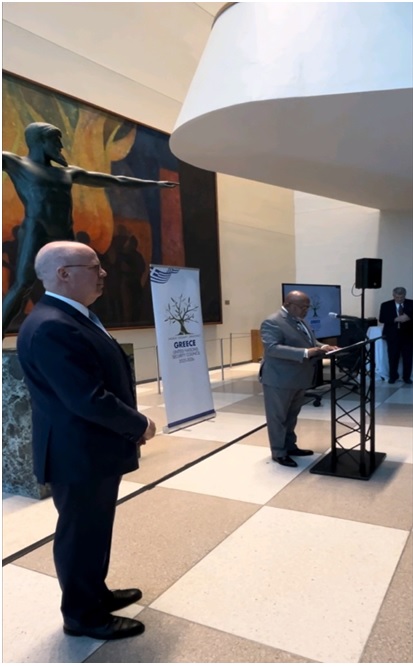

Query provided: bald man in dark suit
[17,241,156,640]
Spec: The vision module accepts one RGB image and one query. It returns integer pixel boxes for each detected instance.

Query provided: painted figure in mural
[2,122,179,335]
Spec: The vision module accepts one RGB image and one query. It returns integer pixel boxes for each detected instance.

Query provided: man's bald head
[284,291,309,306]
[284,290,311,319]
[35,241,94,289]
[34,241,106,306]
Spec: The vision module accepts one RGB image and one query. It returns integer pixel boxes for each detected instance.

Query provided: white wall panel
[294,192,413,321]
[3,2,215,103]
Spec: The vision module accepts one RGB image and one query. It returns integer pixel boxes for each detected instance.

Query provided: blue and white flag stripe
[150,266,180,284]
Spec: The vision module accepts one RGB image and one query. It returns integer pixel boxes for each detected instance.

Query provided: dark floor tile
[268,459,413,530]
[85,607,316,663]
[361,533,413,663]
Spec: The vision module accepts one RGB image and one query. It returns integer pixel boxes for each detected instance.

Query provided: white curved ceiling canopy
[171,2,413,211]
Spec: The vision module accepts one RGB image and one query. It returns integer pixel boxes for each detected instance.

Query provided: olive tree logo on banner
[310,295,321,317]
[165,294,199,335]
[151,264,215,431]
[309,294,322,333]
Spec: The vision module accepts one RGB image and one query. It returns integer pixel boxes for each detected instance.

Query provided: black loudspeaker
[355,258,382,289]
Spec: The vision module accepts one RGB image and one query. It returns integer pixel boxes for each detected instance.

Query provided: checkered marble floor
[3,364,412,663]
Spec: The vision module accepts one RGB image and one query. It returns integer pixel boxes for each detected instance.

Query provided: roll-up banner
[150,265,216,432]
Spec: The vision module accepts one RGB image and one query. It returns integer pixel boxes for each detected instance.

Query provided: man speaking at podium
[260,291,338,467]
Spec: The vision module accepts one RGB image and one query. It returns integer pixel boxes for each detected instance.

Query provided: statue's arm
[70,167,179,189]
[2,151,20,172]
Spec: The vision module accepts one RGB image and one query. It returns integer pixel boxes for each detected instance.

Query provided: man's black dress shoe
[63,615,145,640]
[273,455,297,468]
[404,379,412,384]
[288,448,314,457]
[104,588,142,612]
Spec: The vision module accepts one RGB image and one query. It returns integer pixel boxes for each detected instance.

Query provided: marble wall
[2,350,51,499]
[2,344,137,499]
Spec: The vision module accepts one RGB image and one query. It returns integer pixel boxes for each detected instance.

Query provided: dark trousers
[50,475,121,626]
[387,334,413,381]
[263,384,306,457]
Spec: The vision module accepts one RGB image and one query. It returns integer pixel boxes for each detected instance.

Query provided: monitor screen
[281,283,341,339]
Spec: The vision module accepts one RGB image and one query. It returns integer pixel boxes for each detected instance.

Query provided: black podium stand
[310,337,386,480]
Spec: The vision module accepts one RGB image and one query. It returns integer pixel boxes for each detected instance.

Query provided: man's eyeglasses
[286,302,309,310]
[63,264,103,273]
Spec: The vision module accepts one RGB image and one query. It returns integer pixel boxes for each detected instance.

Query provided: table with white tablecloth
[367,325,403,381]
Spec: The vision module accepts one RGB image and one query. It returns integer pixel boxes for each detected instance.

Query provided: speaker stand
[361,287,365,330]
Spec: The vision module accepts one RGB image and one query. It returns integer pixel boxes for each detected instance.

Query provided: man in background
[17,240,156,640]
[379,286,413,384]
[260,290,338,467]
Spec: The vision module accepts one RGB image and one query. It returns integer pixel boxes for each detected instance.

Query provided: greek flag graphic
[150,266,180,284]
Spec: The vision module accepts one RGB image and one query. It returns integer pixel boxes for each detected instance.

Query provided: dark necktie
[88,310,110,336]
[297,319,312,343]
[398,304,404,316]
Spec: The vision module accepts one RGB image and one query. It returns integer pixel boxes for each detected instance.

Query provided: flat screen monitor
[281,283,341,340]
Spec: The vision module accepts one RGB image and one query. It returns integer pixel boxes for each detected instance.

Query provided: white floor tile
[3,492,39,513]
[136,382,160,395]
[160,444,320,504]
[2,496,58,559]
[2,481,143,560]
[3,565,103,663]
[118,480,144,499]
[299,402,335,421]
[208,365,259,385]
[166,411,265,442]
[211,392,250,409]
[236,363,260,373]
[300,400,381,423]
[151,506,408,663]
[2,565,145,663]
[383,386,413,404]
[337,403,382,426]
[208,381,226,390]
[208,369,224,376]
[210,363,259,377]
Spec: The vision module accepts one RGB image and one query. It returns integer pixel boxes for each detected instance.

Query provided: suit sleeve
[379,301,399,326]
[30,320,148,442]
[379,302,389,325]
[260,318,306,363]
[405,300,413,321]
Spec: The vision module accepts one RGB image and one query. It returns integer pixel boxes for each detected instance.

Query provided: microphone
[328,312,360,320]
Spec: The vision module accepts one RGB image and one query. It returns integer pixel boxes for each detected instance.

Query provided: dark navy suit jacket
[379,298,413,339]
[17,295,148,484]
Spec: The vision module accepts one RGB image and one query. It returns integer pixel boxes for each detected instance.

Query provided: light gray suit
[259,308,323,457]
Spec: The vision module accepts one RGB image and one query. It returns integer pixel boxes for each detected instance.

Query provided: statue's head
[24,122,68,166]
[25,122,61,147]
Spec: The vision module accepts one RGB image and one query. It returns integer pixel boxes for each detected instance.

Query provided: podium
[310,337,386,480]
